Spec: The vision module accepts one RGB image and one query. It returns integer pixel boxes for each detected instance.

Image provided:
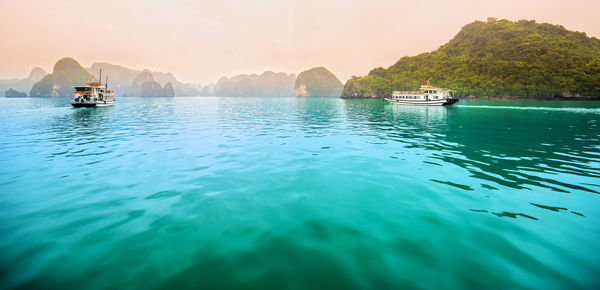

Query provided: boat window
[74,87,91,91]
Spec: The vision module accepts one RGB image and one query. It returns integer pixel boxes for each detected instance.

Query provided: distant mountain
[87,63,198,97]
[128,71,175,97]
[0,67,47,97]
[199,83,215,96]
[30,58,91,97]
[164,83,175,97]
[23,59,199,97]
[87,62,138,96]
[151,71,198,96]
[128,71,154,97]
[295,67,343,97]
[4,88,27,98]
[342,18,600,98]
[213,71,295,97]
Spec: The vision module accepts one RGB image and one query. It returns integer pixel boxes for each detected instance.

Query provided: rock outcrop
[295,67,343,97]
[213,71,295,97]
[30,58,91,97]
[0,67,47,97]
[87,63,198,97]
[4,88,27,98]
[129,71,175,97]
[164,82,175,97]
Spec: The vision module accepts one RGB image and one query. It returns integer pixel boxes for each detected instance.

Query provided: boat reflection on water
[385,101,451,128]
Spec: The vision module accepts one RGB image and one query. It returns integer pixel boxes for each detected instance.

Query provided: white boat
[384,81,458,106]
[70,70,115,108]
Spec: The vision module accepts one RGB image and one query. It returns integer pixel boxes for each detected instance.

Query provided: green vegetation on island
[295,67,343,97]
[342,18,600,98]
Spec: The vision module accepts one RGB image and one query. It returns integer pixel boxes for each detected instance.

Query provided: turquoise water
[0,97,599,289]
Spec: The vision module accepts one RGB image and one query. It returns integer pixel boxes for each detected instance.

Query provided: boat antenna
[106,76,108,89]
[99,69,102,85]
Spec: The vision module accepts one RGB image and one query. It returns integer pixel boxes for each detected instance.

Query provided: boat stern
[70,99,97,108]
[443,98,459,105]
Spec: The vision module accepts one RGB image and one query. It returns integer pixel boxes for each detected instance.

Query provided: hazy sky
[1,0,599,84]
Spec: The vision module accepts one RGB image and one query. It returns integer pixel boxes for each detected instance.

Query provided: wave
[456,105,600,114]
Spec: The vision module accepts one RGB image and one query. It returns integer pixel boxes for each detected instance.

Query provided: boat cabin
[390,83,455,101]
[73,82,114,102]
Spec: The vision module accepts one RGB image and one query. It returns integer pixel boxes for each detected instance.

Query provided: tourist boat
[70,70,115,108]
[384,81,458,106]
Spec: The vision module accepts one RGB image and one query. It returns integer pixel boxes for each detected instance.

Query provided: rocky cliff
[213,71,295,97]
[129,71,175,97]
[0,67,47,97]
[30,58,91,97]
[295,67,343,97]
[4,88,27,98]
[87,63,198,97]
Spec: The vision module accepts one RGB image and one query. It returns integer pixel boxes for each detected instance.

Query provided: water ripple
[0,97,599,289]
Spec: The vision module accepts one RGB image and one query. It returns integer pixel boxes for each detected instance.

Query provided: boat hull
[384,98,458,106]
[70,100,114,108]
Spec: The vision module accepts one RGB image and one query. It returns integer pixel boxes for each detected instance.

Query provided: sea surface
[0,97,599,289]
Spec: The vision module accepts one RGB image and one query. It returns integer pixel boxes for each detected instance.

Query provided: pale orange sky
[1,0,599,84]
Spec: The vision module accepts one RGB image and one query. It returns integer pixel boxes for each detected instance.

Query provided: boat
[70,69,115,108]
[384,81,458,106]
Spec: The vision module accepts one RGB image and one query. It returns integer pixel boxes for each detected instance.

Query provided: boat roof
[73,82,105,88]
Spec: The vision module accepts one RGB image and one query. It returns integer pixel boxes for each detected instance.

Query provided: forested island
[342,18,600,99]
